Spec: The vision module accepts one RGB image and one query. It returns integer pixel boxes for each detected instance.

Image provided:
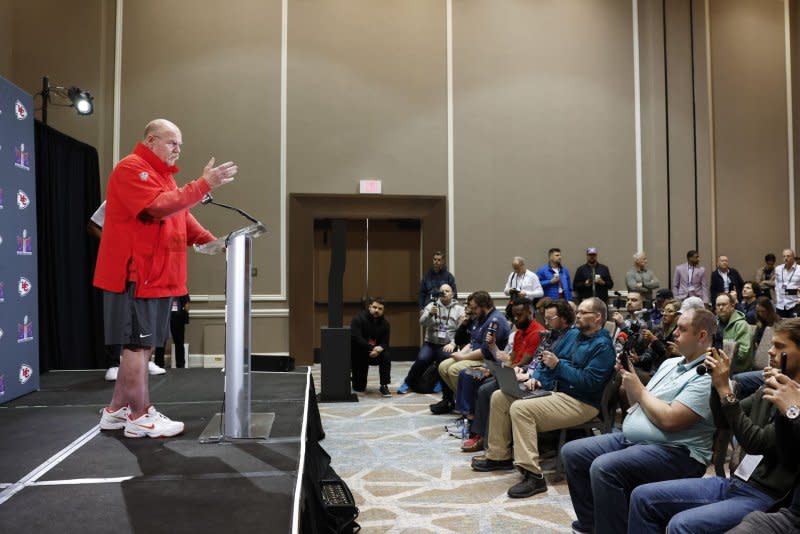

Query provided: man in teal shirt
[560,308,716,534]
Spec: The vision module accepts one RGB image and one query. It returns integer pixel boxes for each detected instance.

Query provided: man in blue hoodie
[471,297,616,498]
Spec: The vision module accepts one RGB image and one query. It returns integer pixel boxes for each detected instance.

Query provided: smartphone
[619,351,630,372]
[781,352,788,374]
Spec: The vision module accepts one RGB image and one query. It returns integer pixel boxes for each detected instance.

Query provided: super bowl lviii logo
[14,143,30,171]
[17,315,33,343]
[17,229,32,255]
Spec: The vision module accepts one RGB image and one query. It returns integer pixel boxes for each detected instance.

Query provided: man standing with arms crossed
[95,119,237,438]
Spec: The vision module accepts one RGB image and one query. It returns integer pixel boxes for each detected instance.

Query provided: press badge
[437,324,449,340]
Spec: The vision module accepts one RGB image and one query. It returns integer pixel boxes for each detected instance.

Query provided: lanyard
[780,265,797,287]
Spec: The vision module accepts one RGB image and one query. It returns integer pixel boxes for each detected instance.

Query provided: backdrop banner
[0,76,39,403]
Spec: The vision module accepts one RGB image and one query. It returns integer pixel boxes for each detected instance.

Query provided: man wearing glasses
[95,119,237,438]
[471,297,615,499]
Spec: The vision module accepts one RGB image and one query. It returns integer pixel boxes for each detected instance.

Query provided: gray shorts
[103,283,172,348]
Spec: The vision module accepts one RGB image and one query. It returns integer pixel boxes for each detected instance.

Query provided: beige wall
[4,0,800,358]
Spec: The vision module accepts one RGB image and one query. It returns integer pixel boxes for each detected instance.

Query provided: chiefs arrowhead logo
[19,364,32,384]
[18,277,31,297]
[17,190,30,210]
[15,100,27,120]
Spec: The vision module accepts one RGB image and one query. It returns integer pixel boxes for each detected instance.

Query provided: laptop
[485,360,552,400]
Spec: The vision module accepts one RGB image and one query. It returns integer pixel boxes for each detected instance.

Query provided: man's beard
[516,319,531,331]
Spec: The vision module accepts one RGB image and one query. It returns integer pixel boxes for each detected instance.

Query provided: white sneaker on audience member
[148,361,166,375]
[99,405,129,430]
[104,366,119,381]
[124,406,184,438]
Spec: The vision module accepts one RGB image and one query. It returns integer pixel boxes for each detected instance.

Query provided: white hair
[633,251,646,262]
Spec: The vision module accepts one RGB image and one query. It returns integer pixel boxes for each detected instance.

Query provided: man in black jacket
[351,297,392,397]
[710,255,745,303]
[573,247,613,303]
[418,251,457,309]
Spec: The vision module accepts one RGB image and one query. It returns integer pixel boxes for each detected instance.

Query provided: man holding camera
[398,284,464,394]
[775,249,800,318]
[503,257,544,302]
[561,308,715,534]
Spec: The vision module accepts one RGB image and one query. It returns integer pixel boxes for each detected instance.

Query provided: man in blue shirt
[536,248,573,301]
[471,297,615,498]
[430,291,510,415]
[560,308,716,534]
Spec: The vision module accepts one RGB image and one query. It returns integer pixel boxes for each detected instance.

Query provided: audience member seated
[648,288,673,328]
[736,281,759,325]
[630,299,682,382]
[775,248,800,318]
[536,247,573,301]
[573,247,614,303]
[430,291,510,415]
[454,297,545,449]
[715,293,754,374]
[733,296,780,399]
[418,250,457,310]
[727,369,800,534]
[464,299,575,453]
[611,292,651,357]
[350,297,392,397]
[711,254,745,303]
[397,284,464,394]
[673,249,709,304]
[561,308,716,534]
[626,251,661,305]
[755,252,776,300]
[628,319,800,533]
[470,297,615,499]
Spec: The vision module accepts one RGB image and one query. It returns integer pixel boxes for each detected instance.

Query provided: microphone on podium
[199,192,261,226]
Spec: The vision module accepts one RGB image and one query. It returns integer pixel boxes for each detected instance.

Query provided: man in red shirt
[96,119,237,438]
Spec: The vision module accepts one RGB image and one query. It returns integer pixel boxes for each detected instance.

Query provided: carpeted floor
[312,362,578,533]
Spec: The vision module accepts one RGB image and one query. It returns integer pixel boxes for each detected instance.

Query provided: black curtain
[34,120,103,371]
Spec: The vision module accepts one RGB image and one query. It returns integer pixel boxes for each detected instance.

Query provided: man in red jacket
[96,118,237,438]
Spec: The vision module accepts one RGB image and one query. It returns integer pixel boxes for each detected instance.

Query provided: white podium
[195,222,273,443]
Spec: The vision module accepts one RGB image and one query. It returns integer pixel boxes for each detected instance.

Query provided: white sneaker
[99,405,129,430]
[124,406,184,438]
[104,366,119,381]
[148,361,166,375]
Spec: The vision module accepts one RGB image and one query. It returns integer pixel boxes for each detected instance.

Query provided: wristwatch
[786,405,800,420]
[720,392,738,407]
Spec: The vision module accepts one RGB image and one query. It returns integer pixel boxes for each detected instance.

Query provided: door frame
[289,193,447,365]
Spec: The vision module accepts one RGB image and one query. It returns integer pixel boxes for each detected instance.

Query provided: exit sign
[359,179,382,194]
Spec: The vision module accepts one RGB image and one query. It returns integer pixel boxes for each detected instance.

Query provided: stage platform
[0,368,314,534]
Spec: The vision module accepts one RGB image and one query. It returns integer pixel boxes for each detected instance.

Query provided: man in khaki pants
[471,297,616,498]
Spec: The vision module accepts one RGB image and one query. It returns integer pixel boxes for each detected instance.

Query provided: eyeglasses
[153,135,182,150]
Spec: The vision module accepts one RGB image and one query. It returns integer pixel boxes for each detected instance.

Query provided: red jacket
[93,143,214,297]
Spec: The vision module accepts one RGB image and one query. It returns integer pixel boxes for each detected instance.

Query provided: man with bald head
[95,119,237,438]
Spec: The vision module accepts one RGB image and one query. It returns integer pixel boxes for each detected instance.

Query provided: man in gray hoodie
[398,284,464,393]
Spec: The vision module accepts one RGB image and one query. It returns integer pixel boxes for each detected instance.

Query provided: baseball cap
[586,247,598,254]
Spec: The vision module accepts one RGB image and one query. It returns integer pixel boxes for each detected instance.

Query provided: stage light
[68,87,94,115]
[38,76,95,124]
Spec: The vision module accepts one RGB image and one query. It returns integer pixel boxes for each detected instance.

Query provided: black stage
[0,368,319,534]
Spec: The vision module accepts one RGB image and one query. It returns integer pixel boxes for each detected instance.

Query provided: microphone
[200,193,260,225]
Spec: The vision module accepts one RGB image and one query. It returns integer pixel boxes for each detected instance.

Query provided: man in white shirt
[775,248,800,318]
[503,257,544,302]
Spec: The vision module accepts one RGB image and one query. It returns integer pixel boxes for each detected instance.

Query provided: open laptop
[484,360,552,400]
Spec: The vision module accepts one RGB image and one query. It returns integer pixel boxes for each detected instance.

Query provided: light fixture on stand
[39,75,94,124]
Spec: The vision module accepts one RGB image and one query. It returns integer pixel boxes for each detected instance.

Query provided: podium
[195,222,273,443]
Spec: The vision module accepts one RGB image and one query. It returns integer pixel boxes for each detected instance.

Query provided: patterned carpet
[312,362,577,533]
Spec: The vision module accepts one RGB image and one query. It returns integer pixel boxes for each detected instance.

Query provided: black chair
[552,373,621,481]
